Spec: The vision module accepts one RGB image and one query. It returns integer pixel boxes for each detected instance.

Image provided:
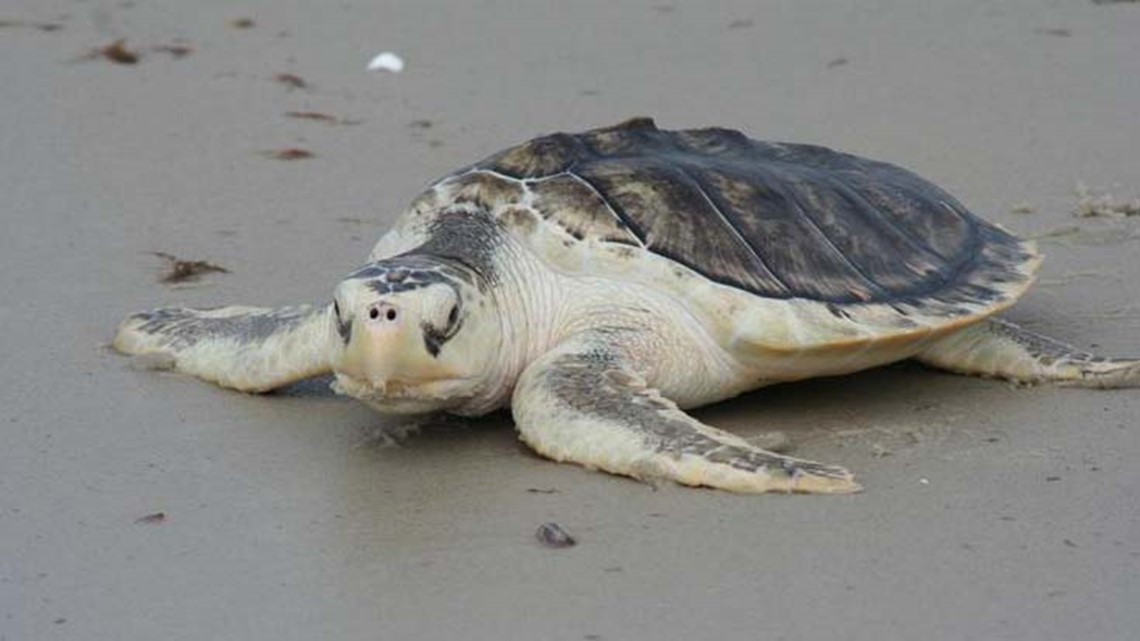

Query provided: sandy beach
[2,1,1138,639]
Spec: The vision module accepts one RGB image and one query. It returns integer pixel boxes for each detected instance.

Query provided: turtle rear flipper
[113,304,333,393]
[511,332,861,494]
[916,318,1140,388]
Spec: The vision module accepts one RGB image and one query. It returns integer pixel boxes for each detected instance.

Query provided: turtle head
[328,257,501,414]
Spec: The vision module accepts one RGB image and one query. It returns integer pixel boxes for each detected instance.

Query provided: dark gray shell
[453,118,1034,307]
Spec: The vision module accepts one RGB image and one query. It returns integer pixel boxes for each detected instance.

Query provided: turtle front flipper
[916,318,1140,388]
[113,304,333,393]
[511,334,860,494]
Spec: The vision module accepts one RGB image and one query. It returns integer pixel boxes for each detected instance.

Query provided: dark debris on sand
[261,148,315,160]
[152,252,230,283]
[285,111,361,126]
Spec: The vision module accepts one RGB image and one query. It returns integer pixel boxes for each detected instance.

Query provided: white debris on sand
[1075,182,1140,218]
[367,51,404,73]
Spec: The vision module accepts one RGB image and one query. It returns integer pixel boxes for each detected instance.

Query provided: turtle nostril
[367,304,397,322]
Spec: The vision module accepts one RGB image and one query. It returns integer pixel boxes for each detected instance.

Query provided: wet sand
[2,1,1138,639]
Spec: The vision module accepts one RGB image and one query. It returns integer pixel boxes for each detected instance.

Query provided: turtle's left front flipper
[916,318,1140,388]
[113,304,333,392]
[511,333,861,494]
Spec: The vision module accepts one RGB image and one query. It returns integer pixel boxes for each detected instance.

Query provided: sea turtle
[113,118,1140,494]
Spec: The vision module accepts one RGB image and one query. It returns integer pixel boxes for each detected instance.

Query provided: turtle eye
[332,300,341,319]
[447,304,459,326]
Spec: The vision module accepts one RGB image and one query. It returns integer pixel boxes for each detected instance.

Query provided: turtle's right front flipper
[113,304,333,393]
[511,333,860,495]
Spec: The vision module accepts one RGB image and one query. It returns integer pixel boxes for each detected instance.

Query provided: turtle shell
[475,118,1036,304]
[394,118,1040,358]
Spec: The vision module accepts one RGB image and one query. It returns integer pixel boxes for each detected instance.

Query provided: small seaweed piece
[152,251,229,283]
[230,17,255,29]
[285,111,361,125]
[0,19,64,31]
[152,43,193,58]
[135,512,166,524]
[274,72,307,89]
[286,111,335,122]
[100,39,139,64]
[261,148,315,160]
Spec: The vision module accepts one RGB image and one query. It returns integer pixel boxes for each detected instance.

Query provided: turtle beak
[332,301,462,389]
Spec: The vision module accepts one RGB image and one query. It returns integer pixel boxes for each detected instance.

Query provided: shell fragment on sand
[367,51,404,72]
[535,522,576,548]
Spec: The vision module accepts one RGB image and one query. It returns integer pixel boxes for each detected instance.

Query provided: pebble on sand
[367,51,405,73]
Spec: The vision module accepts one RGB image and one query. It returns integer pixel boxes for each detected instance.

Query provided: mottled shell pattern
[377,118,1040,362]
